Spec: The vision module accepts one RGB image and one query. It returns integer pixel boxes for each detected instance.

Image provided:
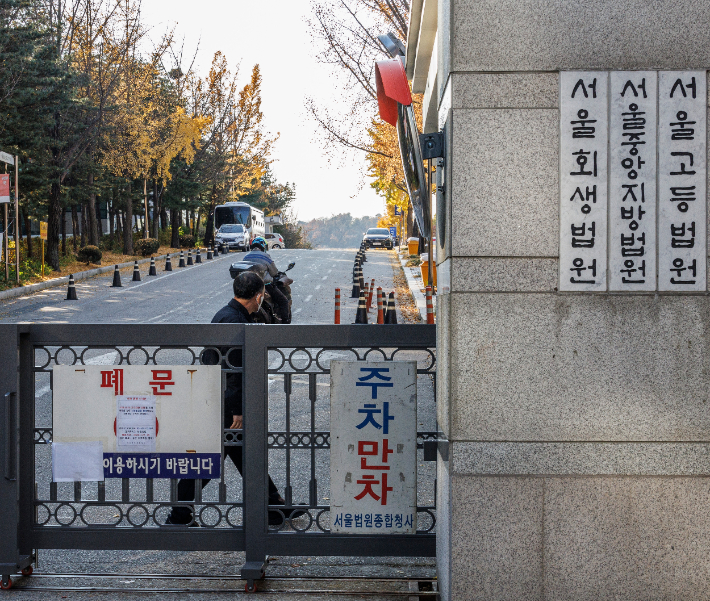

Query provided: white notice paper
[52,441,104,482]
[116,395,156,452]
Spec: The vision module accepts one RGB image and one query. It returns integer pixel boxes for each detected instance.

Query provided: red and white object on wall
[0,174,10,203]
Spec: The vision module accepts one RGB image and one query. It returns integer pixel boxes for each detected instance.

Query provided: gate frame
[0,323,436,589]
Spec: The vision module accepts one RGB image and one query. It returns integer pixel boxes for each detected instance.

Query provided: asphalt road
[0,247,403,325]
[0,247,436,596]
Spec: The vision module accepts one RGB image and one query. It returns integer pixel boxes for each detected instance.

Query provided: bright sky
[140,0,385,222]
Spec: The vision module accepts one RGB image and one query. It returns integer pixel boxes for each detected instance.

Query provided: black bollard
[207,247,213,260]
[66,274,78,300]
[196,248,202,264]
[111,265,122,287]
[179,251,186,268]
[148,257,157,276]
[165,255,173,272]
[385,292,397,324]
[132,261,141,282]
[354,289,368,324]
[187,250,193,266]
[351,268,360,298]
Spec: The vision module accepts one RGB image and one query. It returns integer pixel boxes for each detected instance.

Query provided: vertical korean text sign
[330,361,417,534]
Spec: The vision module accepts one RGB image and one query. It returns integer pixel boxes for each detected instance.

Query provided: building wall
[435,1,710,599]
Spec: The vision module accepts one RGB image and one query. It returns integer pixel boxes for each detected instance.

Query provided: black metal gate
[0,324,436,590]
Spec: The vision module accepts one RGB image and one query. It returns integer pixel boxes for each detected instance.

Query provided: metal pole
[3,204,8,282]
[427,159,433,291]
[14,156,19,284]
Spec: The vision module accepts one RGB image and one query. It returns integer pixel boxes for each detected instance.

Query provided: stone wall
[435,2,710,599]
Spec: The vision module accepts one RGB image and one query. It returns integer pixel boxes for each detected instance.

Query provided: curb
[0,251,211,302]
[398,252,428,321]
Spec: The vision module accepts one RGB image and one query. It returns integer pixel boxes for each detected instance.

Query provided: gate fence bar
[0,324,436,590]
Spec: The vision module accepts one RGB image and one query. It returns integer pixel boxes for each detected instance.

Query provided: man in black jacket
[166,272,289,526]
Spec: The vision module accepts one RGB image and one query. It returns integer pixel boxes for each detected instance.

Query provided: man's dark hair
[233,271,265,299]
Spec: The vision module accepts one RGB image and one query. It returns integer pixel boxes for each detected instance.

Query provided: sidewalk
[0,250,206,302]
[397,249,429,322]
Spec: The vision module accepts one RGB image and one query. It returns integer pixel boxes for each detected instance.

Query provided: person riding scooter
[243,236,290,323]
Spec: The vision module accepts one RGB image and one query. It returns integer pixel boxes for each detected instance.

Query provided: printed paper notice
[116,396,156,452]
[52,441,104,482]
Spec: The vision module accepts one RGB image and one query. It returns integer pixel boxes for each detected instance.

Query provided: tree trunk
[22,208,32,258]
[47,181,62,271]
[204,184,218,246]
[123,183,133,255]
[170,208,180,248]
[195,208,201,238]
[88,170,99,245]
[80,204,87,247]
[71,206,79,252]
[61,206,66,255]
[152,180,160,239]
[109,200,115,237]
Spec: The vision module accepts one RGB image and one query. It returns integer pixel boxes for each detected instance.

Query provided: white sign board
[0,151,14,165]
[658,71,707,291]
[52,365,221,480]
[559,72,609,291]
[330,361,417,534]
[609,71,657,291]
[560,70,708,292]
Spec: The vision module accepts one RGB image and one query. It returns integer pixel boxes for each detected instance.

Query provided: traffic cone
[148,257,157,276]
[363,282,369,312]
[426,286,435,324]
[133,260,143,280]
[381,289,388,323]
[179,251,186,268]
[376,287,384,324]
[111,265,122,287]
[334,288,341,324]
[66,274,78,300]
[207,247,213,260]
[354,289,368,324]
[196,248,202,264]
[385,292,397,324]
[132,261,141,282]
[165,254,173,271]
[367,278,375,311]
[187,249,193,266]
[351,268,360,298]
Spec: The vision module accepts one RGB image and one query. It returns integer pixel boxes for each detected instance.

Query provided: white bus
[214,202,265,247]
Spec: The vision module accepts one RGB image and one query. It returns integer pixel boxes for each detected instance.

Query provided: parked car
[363,227,394,249]
[215,224,248,251]
[265,232,286,249]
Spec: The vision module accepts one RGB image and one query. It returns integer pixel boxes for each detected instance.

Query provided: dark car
[363,228,394,249]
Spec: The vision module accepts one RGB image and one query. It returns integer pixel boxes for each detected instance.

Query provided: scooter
[229,260,296,324]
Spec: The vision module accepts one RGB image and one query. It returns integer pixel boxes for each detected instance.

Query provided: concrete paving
[0,247,436,598]
[0,248,403,325]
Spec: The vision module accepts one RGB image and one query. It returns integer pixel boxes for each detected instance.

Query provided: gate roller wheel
[21,566,33,577]
[0,577,12,590]
[245,581,258,593]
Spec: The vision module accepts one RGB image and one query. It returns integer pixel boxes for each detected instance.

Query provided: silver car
[215,224,247,251]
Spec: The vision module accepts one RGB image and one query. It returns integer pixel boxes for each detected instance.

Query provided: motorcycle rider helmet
[250,236,267,251]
